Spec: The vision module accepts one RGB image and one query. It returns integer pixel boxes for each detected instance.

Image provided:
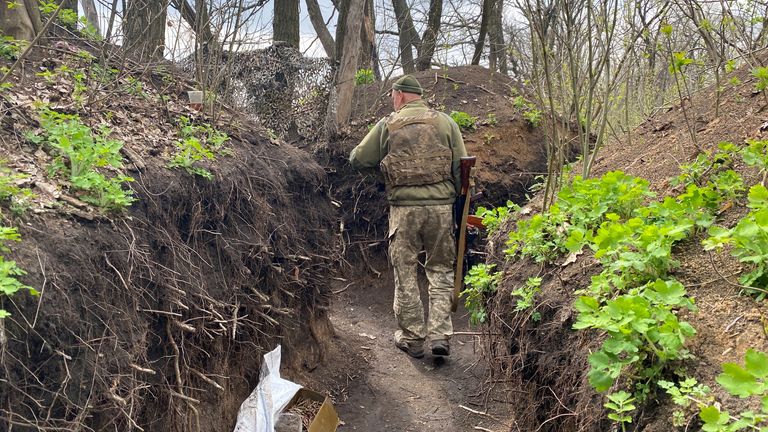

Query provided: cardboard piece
[283,388,340,432]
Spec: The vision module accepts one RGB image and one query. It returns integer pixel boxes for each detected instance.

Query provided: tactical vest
[380,110,453,188]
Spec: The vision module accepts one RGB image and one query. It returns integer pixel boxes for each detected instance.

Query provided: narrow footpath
[310,255,515,432]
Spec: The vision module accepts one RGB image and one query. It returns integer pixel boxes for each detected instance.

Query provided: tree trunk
[392,0,418,73]
[360,0,380,78]
[0,0,40,40]
[471,0,492,65]
[326,0,364,136]
[306,0,335,58]
[81,0,101,33]
[273,0,300,48]
[415,0,442,71]
[487,0,507,74]
[124,0,168,60]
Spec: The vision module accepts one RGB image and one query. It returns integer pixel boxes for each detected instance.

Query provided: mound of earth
[0,41,337,430]
[483,54,768,430]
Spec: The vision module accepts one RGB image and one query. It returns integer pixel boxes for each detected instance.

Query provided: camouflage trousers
[388,204,455,344]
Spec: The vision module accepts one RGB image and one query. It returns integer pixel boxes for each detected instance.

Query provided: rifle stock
[451,156,476,312]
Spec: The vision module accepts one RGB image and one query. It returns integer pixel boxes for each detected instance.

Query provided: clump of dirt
[483,54,768,430]
[0,41,337,431]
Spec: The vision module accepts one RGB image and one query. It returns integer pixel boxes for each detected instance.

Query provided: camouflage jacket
[349,100,467,206]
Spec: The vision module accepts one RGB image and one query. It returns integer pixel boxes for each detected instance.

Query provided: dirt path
[310,256,513,432]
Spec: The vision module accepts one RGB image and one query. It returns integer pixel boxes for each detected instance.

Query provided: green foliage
[475,201,519,234]
[574,279,696,394]
[168,116,230,179]
[698,349,768,431]
[505,171,655,263]
[605,391,636,431]
[0,35,25,60]
[752,67,768,92]
[0,226,37,318]
[462,263,501,325]
[25,108,135,210]
[704,185,768,298]
[485,113,498,126]
[670,52,694,74]
[522,109,543,127]
[511,277,541,312]
[741,139,768,173]
[450,111,478,131]
[658,377,712,427]
[354,69,374,85]
[0,161,35,216]
[512,95,542,127]
[661,23,673,36]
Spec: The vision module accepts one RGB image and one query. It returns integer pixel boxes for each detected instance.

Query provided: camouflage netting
[189,43,334,142]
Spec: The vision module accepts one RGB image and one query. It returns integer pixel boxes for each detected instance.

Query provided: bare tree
[274,0,300,48]
[392,0,420,73]
[0,0,42,40]
[306,0,335,58]
[471,0,491,65]
[326,0,365,135]
[124,0,169,60]
[81,0,100,33]
[415,0,443,70]
[487,0,507,74]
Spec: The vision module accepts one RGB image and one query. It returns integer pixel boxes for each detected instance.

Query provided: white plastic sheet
[233,345,302,432]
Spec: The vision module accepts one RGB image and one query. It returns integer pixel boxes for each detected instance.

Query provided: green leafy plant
[0,161,35,216]
[658,377,712,427]
[0,35,25,60]
[0,226,38,318]
[25,108,135,210]
[704,185,768,298]
[511,277,541,312]
[741,139,768,182]
[462,263,501,325]
[485,113,498,126]
[450,111,478,131]
[475,201,519,234]
[354,68,374,85]
[574,279,696,394]
[523,109,542,127]
[698,349,768,431]
[752,67,768,93]
[168,116,230,179]
[605,391,636,432]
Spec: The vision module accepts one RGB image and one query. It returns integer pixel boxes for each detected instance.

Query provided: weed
[450,111,478,131]
[25,108,135,210]
[0,226,38,318]
[511,277,541,312]
[168,116,229,179]
[658,377,712,427]
[604,391,636,432]
[485,113,498,126]
[462,263,501,325]
[0,35,25,60]
[482,132,496,145]
[523,109,542,127]
[752,66,768,93]
[698,349,768,431]
[475,201,519,234]
[0,161,34,217]
[354,69,374,85]
[704,185,768,298]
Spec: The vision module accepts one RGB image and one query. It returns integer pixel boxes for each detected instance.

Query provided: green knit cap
[392,75,423,95]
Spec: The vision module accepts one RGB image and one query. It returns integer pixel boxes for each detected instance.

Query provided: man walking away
[349,75,467,359]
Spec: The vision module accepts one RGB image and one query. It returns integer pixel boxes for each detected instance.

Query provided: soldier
[349,75,467,358]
